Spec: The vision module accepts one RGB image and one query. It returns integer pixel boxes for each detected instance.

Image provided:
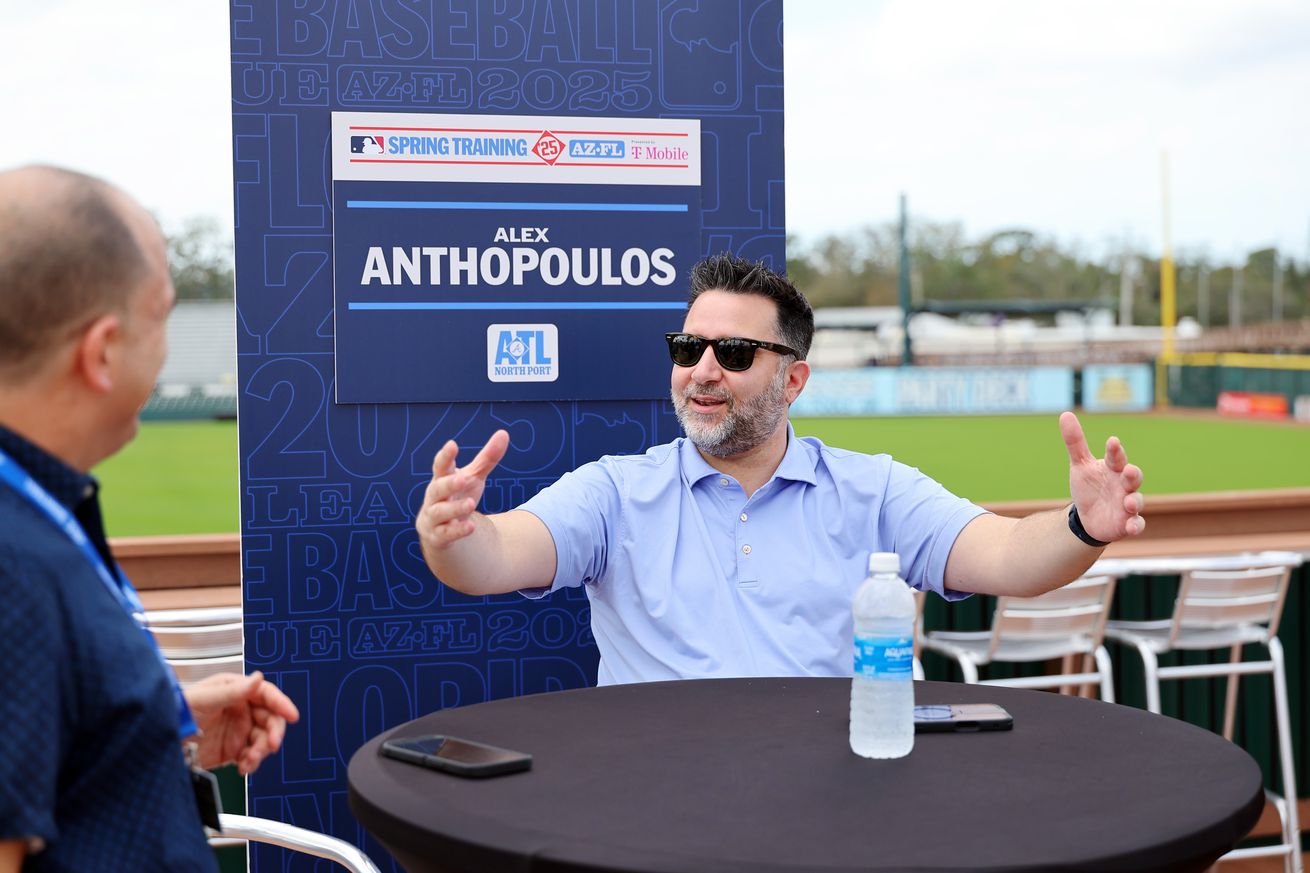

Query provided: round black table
[348,679,1264,873]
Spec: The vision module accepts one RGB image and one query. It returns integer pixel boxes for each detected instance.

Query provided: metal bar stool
[145,605,244,686]
[211,815,382,872]
[1105,563,1300,873]
[921,575,1117,700]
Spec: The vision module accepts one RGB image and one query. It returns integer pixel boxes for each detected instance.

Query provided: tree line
[166,217,235,301]
[786,222,1309,326]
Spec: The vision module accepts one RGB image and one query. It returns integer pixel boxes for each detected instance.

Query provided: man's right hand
[0,839,24,873]
[416,429,510,553]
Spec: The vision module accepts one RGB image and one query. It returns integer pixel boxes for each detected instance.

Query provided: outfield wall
[791,364,1153,416]
[146,361,1158,422]
[1167,359,1310,411]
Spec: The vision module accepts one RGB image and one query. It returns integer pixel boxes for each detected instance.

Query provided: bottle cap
[868,552,900,574]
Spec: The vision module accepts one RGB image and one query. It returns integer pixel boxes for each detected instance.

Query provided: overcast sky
[3,0,1307,263]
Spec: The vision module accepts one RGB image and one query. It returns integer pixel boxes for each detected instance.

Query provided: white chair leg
[1267,638,1302,873]
[1093,646,1115,704]
[956,655,979,684]
[1222,642,1242,742]
[1134,640,1162,714]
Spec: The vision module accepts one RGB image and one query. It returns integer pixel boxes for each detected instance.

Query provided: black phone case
[915,715,1013,733]
[380,737,533,778]
[913,705,1014,733]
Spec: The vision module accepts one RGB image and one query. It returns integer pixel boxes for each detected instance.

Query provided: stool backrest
[987,575,1116,659]
[1171,565,1292,645]
[146,606,244,687]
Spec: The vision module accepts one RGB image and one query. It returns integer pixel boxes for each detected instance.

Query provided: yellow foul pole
[1157,150,1177,408]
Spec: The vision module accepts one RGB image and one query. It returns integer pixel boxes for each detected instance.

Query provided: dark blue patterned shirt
[0,425,217,871]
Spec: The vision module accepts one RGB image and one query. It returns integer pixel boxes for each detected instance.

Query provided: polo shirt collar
[773,423,819,486]
[678,422,818,488]
[0,423,96,511]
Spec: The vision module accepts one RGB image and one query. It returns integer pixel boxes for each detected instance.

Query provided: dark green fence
[1167,361,1310,410]
[215,766,246,873]
[142,390,236,421]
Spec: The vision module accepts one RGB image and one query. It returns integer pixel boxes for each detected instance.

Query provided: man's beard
[672,362,790,458]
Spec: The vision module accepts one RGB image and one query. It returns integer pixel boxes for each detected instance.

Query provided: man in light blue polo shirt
[416,254,1145,685]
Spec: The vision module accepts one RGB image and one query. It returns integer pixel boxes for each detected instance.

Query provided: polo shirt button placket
[737,539,758,586]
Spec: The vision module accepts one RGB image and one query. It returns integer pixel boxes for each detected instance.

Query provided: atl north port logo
[487,324,559,382]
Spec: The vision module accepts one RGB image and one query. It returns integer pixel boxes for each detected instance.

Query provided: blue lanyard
[0,446,198,738]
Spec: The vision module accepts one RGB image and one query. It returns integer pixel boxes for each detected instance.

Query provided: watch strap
[1068,504,1110,548]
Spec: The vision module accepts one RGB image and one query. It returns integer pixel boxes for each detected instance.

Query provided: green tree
[166,217,235,300]
[788,221,1306,327]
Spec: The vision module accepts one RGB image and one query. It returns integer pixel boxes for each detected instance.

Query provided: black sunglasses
[664,332,800,372]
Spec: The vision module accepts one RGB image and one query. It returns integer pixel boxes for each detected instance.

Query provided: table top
[348,679,1264,873]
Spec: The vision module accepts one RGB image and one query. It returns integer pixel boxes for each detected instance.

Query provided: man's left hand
[184,671,301,774]
[1061,411,1145,544]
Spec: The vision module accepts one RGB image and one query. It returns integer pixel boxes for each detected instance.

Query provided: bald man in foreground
[0,166,299,872]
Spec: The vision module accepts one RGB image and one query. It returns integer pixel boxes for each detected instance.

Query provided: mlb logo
[487,324,559,382]
[350,135,385,155]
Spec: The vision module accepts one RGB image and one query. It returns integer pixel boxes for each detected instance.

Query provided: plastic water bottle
[850,551,916,758]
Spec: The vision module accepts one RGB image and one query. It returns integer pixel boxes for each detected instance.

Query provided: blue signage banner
[331,111,704,402]
[792,366,1075,417]
[1081,364,1154,411]
[231,1,785,867]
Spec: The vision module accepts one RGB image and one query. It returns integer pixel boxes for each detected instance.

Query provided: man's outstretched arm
[944,411,1144,597]
[416,429,558,595]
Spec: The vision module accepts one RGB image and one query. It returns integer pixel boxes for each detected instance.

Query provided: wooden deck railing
[119,488,1310,609]
[987,488,1310,558]
[120,533,240,610]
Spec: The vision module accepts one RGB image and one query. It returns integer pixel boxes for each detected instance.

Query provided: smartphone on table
[380,734,533,778]
[913,703,1013,733]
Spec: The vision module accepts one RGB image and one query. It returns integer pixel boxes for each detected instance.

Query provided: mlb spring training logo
[345,125,687,168]
[332,112,701,185]
[350,128,551,164]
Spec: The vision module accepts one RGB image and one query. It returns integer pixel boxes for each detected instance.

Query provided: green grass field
[95,420,239,537]
[795,413,1310,501]
[93,413,1310,536]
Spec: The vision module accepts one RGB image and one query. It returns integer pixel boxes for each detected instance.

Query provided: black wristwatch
[1067,504,1110,548]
